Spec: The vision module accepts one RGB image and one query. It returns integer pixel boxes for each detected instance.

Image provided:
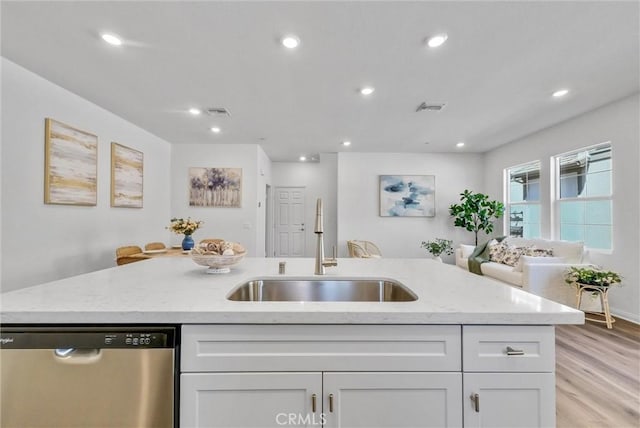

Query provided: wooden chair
[144,242,166,251]
[347,240,382,258]
[115,245,148,266]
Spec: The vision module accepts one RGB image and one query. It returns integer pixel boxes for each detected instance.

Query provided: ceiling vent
[205,107,231,117]
[416,102,445,112]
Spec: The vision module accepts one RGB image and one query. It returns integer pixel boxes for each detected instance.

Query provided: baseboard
[611,308,640,325]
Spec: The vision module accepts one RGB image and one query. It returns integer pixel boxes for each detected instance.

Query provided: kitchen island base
[181,324,555,427]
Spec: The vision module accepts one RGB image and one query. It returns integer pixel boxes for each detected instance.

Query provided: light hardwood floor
[556,318,640,428]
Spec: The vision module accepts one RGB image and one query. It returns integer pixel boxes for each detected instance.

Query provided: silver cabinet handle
[311,394,316,413]
[506,346,525,356]
[471,393,480,412]
[329,393,334,412]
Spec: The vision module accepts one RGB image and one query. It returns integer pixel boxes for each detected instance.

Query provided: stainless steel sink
[226,278,418,302]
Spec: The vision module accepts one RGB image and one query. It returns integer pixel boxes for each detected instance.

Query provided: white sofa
[455,237,591,306]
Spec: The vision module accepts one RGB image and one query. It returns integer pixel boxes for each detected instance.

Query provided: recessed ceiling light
[456,142,465,148]
[188,108,201,115]
[427,34,448,48]
[299,156,306,161]
[210,127,221,133]
[101,33,122,46]
[282,35,300,49]
[360,87,375,96]
[342,141,352,147]
[552,89,569,98]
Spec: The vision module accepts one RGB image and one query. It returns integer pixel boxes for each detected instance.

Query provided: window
[506,161,541,238]
[554,143,612,250]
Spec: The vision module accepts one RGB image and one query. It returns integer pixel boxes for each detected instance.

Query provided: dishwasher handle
[54,348,102,364]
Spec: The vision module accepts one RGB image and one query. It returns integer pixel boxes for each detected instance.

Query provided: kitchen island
[1,257,583,427]
[1,257,582,325]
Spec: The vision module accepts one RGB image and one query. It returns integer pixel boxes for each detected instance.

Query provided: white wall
[337,152,485,260]
[271,154,338,258]
[1,58,172,292]
[169,144,265,256]
[484,94,640,323]
[256,146,272,257]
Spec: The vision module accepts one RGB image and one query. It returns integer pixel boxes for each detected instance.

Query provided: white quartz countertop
[0,257,584,325]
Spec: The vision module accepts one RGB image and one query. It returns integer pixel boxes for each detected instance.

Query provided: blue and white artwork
[379,175,435,217]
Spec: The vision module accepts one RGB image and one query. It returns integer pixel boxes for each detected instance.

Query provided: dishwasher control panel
[0,327,175,349]
[104,332,168,347]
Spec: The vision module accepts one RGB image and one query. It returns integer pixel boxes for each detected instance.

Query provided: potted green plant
[449,190,505,245]
[564,266,622,289]
[421,238,453,262]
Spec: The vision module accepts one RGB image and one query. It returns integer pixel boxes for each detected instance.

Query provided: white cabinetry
[462,326,556,428]
[463,373,555,428]
[181,325,462,427]
[181,372,321,428]
[323,372,461,428]
[181,371,461,428]
[180,324,555,428]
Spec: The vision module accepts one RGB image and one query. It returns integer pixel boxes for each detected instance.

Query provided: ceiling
[2,1,638,161]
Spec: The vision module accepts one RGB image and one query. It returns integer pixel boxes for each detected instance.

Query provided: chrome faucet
[314,198,337,275]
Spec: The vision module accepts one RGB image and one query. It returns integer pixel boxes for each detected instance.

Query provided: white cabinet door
[463,373,555,428]
[181,372,322,427]
[323,372,462,428]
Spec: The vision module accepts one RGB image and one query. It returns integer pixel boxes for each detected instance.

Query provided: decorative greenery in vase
[564,266,622,288]
[421,238,454,258]
[449,190,505,245]
[167,217,203,236]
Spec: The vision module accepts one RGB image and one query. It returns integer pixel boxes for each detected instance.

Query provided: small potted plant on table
[564,266,622,329]
[421,238,453,262]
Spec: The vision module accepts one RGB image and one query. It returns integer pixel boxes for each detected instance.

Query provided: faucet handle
[322,246,338,268]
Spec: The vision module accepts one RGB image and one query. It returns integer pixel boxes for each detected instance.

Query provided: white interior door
[275,187,306,257]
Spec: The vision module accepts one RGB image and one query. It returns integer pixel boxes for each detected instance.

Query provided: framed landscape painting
[189,167,242,207]
[111,142,143,208]
[379,175,435,217]
[44,118,98,205]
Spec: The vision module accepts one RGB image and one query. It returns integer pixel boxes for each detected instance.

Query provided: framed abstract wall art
[189,167,242,207]
[110,142,144,208]
[379,175,435,217]
[44,118,98,205]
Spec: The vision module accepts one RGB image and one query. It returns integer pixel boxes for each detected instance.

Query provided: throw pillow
[525,247,554,257]
[501,245,528,267]
[514,247,556,272]
[488,241,508,263]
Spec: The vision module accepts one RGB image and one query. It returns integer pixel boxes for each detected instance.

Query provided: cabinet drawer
[463,326,554,372]
[182,324,461,372]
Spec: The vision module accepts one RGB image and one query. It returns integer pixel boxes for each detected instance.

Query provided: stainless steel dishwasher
[0,326,176,428]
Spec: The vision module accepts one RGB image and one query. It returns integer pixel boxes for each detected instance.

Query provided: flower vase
[433,256,443,263]
[182,234,195,251]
